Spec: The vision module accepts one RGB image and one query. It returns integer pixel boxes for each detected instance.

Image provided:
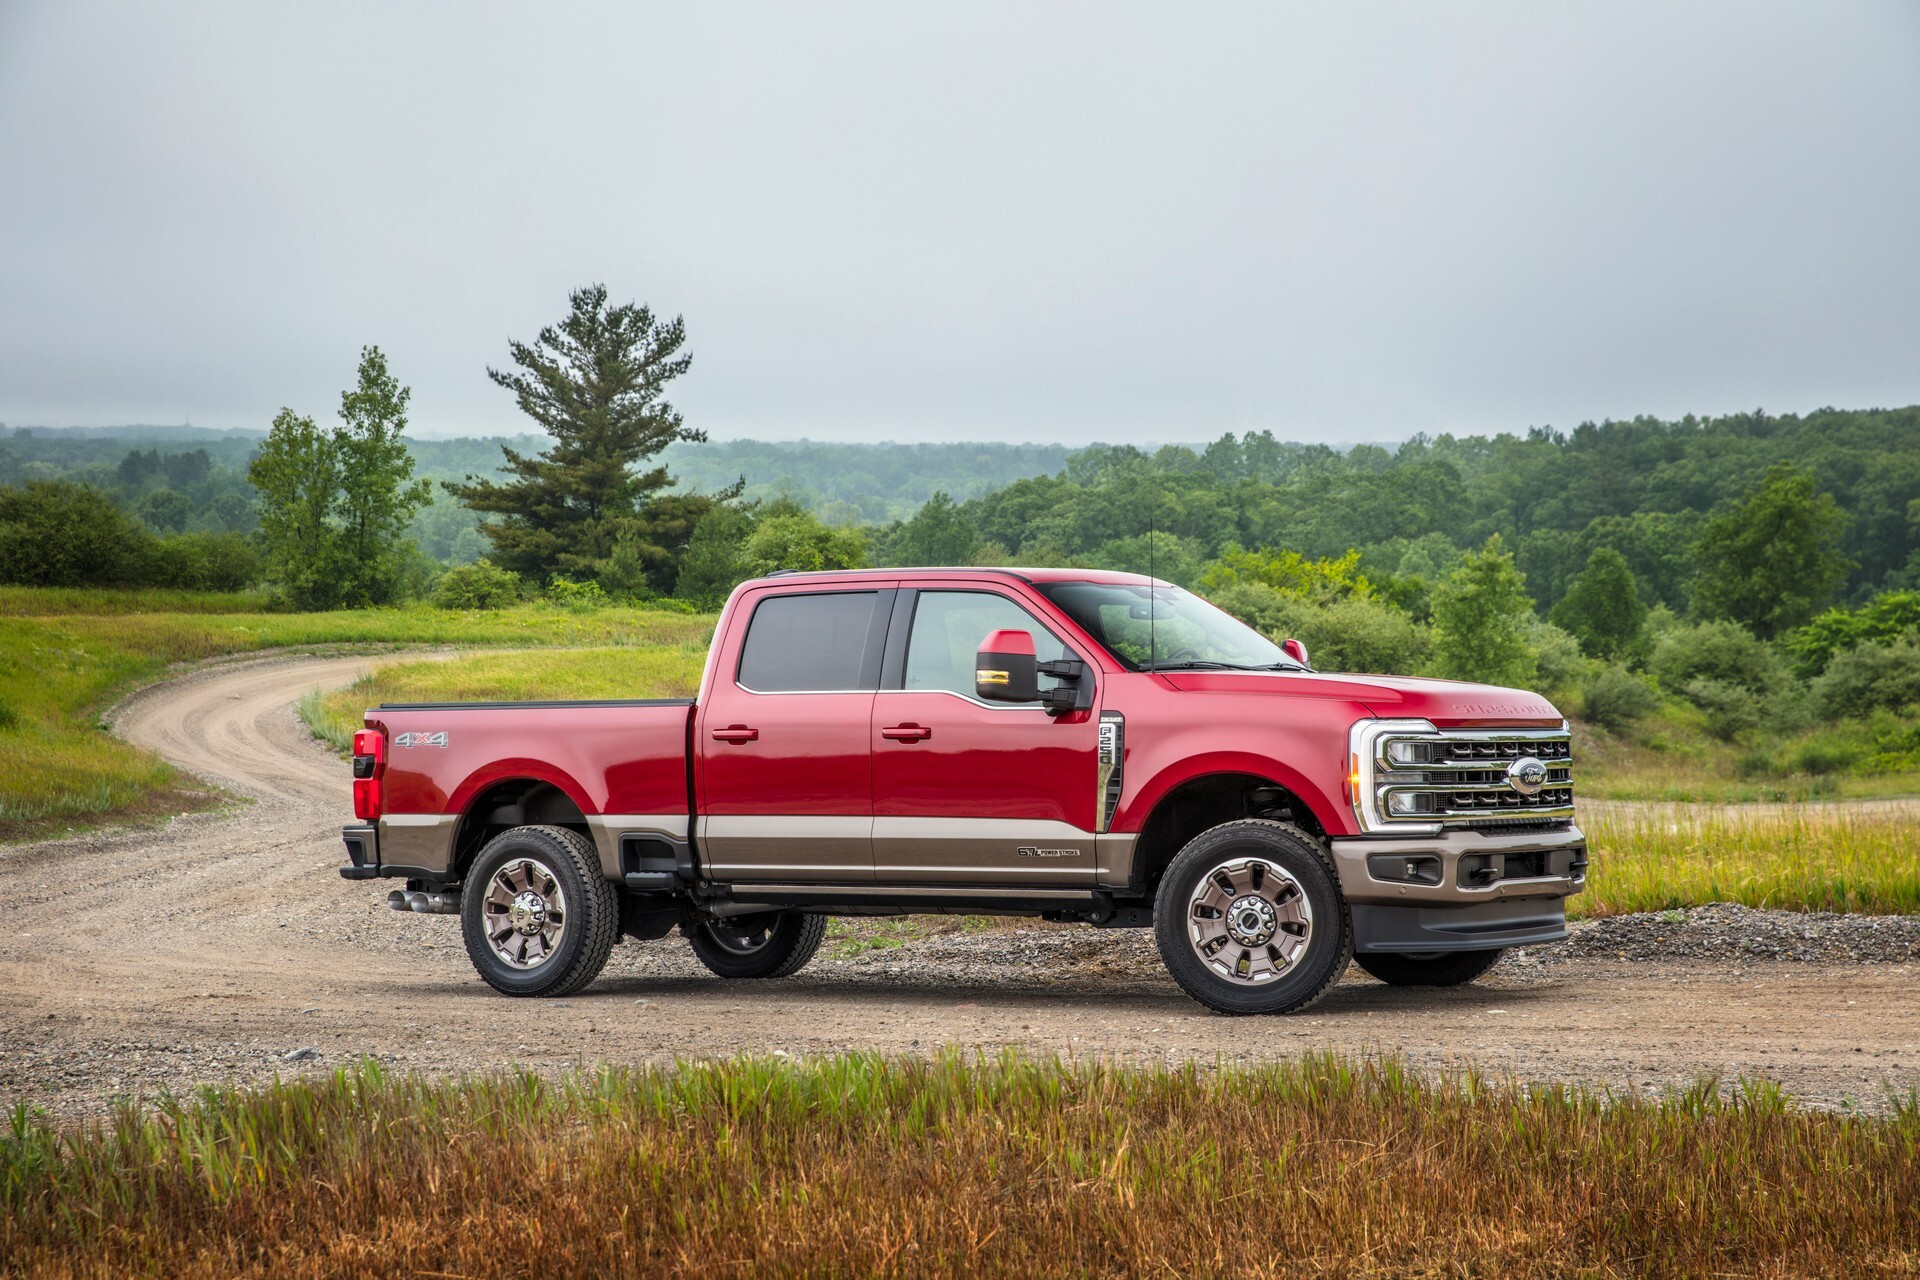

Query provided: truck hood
[1157,671,1563,729]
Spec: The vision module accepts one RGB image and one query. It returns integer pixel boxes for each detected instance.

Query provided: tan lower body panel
[585,814,690,880]
[698,814,875,882]
[377,813,457,875]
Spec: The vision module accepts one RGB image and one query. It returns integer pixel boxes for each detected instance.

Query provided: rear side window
[737,591,880,691]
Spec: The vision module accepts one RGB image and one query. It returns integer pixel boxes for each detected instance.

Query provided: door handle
[711,725,759,743]
[881,724,932,742]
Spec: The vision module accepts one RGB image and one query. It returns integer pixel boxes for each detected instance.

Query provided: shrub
[1212,584,1429,675]
[1810,638,1920,721]
[1649,620,1785,696]
[145,532,261,592]
[0,481,153,586]
[1787,590,1920,677]
[1787,736,1862,776]
[545,576,612,609]
[431,559,523,610]
[1578,665,1659,730]
[1682,677,1765,742]
[1524,619,1588,697]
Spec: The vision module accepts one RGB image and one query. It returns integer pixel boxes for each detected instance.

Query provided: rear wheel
[460,825,618,997]
[1153,820,1351,1016]
[687,912,828,979]
[1353,948,1504,987]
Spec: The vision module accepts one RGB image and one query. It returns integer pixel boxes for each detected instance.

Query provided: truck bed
[371,699,695,819]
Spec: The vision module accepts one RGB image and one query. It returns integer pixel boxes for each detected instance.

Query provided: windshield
[1034,581,1302,672]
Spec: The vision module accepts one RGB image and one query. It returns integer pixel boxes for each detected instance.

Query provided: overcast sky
[2,2,1917,444]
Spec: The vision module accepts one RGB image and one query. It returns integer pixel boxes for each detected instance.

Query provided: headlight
[1348,718,1443,835]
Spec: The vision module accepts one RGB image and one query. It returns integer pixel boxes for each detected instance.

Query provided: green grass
[0,588,714,841]
[1576,804,1920,918]
[301,645,709,753]
[4,1054,1916,1278]
[0,585,280,615]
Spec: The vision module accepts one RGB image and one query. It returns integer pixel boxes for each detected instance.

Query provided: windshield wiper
[1139,659,1308,673]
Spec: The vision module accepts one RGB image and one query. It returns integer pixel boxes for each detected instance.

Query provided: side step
[708,883,1103,918]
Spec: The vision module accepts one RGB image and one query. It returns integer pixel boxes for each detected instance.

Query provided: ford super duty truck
[340,568,1584,1015]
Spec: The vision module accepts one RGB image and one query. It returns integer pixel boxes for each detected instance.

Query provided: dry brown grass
[5,1054,1918,1278]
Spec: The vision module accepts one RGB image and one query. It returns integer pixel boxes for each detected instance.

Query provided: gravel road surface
[2,653,1915,1115]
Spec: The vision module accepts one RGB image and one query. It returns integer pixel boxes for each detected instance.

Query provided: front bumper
[1329,823,1587,907]
[1333,824,1586,954]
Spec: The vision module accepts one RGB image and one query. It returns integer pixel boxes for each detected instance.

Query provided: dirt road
[2,654,1915,1115]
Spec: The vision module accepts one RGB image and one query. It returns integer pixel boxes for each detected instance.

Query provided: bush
[1649,620,1785,697]
[1211,584,1429,675]
[1578,665,1659,730]
[145,532,261,592]
[1524,619,1588,697]
[1682,677,1765,742]
[431,559,523,610]
[1786,736,1862,776]
[545,576,611,609]
[1809,638,1920,721]
[0,481,153,586]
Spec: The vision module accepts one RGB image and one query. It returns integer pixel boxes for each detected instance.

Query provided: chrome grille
[1360,725,1574,829]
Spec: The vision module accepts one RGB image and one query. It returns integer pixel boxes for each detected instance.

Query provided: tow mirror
[976,629,1040,703]
[1281,637,1310,667]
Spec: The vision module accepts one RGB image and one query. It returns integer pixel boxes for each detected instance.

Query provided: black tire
[460,825,619,997]
[1153,820,1351,1016]
[686,912,828,979]
[1353,948,1505,987]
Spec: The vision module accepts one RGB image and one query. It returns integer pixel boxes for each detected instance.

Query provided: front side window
[737,591,879,691]
[1034,581,1301,672]
[903,591,1073,699]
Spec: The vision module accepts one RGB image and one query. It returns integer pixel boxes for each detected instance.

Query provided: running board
[710,884,1104,917]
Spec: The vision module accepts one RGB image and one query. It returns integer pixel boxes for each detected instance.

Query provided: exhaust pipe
[387,888,461,915]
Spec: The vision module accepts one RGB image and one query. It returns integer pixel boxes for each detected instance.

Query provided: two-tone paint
[349,568,1583,931]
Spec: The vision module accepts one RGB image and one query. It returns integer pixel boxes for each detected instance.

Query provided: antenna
[1147,505,1156,669]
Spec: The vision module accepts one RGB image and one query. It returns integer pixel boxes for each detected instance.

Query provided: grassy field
[3,1054,1916,1278]
[301,645,707,753]
[1575,804,1920,919]
[0,589,713,841]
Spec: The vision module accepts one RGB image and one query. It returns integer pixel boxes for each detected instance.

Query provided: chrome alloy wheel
[482,858,569,969]
[1185,856,1314,985]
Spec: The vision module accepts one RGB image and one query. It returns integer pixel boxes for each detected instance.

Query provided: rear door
[870,586,1101,886]
[697,587,893,882]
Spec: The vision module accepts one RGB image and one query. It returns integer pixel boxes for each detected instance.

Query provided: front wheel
[686,913,828,979]
[1353,948,1504,987]
[1153,820,1351,1016]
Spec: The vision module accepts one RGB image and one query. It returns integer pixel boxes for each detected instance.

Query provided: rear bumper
[337,823,452,885]
[1331,824,1586,955]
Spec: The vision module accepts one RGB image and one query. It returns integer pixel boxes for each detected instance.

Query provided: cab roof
[747,566,1162,588]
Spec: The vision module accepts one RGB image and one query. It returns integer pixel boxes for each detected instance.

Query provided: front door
[871,588,1100,885]
[697,587,892,882]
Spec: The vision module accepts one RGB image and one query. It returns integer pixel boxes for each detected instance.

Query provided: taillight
[352,728,385,820]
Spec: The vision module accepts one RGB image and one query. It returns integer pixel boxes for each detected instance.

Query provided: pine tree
[446,285,702,582]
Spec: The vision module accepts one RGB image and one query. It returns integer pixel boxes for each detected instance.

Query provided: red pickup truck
[341,568,1584,1015]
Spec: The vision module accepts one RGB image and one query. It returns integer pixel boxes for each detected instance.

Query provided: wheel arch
[1125,765,1333,898]
[450,775,593,881]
